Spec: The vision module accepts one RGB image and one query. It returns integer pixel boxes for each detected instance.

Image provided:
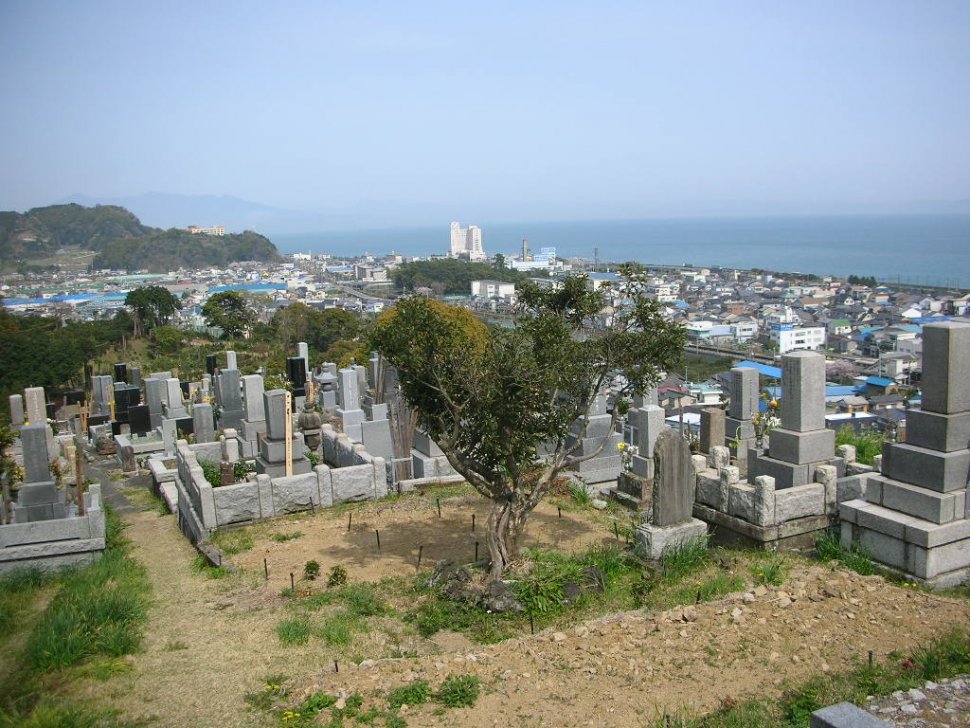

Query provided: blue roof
[866,376,895,388]
[735,360,782,379]
[825,385,857,397]
[909,315,951,325]
[673,300,689,309]
[589,272,619,281]
[2,292,126,306]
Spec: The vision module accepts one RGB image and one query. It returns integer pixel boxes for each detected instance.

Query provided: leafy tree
[125,285,181,337]
[151,325,184,356]
[372,269,685,580]
[202,291,256,339]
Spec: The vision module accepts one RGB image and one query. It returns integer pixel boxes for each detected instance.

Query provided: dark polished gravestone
[636,428,707,559]
[128,405,152,436]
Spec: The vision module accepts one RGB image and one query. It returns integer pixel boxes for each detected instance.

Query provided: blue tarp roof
[866,376,895,388]
[2,292,127,306]
[735,360,782,379]
[766,385,862,401]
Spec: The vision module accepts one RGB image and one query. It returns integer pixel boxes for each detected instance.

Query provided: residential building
[470,279,516,300]
[770,323,826,354]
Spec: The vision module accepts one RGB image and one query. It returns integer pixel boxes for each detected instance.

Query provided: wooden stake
[74,438,85,516]
[290,572,295,590]
[436,498,441,517]
[375,529,381,551]
[264,558,269,579]
[475,541,480,561]
[284,390,293,477]
[417,544,424,570]
[347,512,353,531]
[471,514,476,532]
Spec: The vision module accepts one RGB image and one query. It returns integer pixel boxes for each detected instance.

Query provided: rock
[908,688,927,701]
[742,592,755,604]
[681,606,698,622]
[753,585,768,597]
[590,498,608,510]
[552,632,567,642]
[563,583,583,604]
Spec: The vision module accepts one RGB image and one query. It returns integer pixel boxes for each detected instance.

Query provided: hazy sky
[2,1,969,222]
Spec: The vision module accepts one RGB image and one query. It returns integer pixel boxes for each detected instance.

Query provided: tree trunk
[485,493,534,582]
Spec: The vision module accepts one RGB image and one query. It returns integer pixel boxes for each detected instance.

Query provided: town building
[449,222,485,261]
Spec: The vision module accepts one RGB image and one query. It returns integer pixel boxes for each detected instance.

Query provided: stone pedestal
[565,395,622,485]
[840,322,970,587]
[636,518,707,559]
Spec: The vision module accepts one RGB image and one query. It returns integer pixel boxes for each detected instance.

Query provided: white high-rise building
[449,221,485,261]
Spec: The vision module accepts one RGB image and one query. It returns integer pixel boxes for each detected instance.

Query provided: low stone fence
[0,484,106,574]
[172,438,388,544]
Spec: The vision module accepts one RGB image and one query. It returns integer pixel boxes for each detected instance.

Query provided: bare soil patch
[56,485,970,728]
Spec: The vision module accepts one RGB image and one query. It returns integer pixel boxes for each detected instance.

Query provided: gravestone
[297,342,309,378]
[14,424,66,522]
[240,374,267,447]
[225,350,238,370]
[114,363,128,384]
[9,394,24,427]
[144,377,166,429]
[748,352,841,488]
[129,405,152,436]
[217,369,244,430]
[725,366,759,474]
[163,378,188,420]
[635,428,706,558]
[128,366,142,388]
[336,366,365,441]
[206,353,218,375]
[612,401,666,508]
[840,322,970,586]
[699,408,726,454]
[113,383,140,424]
[287,357,307,398]
[91,376,113,417]
[24,386,47,425]
[564,390,623,484]
[193,403,215,443]
[255,389,311,477]
[315,363,339,412]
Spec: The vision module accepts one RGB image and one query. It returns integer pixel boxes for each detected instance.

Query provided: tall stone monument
[748,352,841,487]
[217,369,245,430]
[564,392,623,485]
[840,322,970,587]
[725,366,759,474]
[255,389,311,477]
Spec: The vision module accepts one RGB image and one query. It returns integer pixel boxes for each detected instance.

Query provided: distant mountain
[1,202,282,272]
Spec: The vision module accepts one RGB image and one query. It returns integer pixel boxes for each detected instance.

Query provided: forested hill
[0,203,283,271]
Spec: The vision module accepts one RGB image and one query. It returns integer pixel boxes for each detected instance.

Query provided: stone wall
[172,436,388,543]
[0,484,106,574]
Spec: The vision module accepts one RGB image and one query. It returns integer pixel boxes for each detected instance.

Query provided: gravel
[865,674,970,727]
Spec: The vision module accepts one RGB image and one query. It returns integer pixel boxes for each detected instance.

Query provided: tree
[202,291,256,339]
[125,285,181,337]
[371,269,685,580]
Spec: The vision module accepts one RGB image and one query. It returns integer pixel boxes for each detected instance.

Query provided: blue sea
[271,215,970,288]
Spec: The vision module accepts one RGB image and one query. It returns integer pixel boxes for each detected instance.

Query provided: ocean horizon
[271,214,970,288]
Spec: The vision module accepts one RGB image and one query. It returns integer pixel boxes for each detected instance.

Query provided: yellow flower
[617,442,627,452]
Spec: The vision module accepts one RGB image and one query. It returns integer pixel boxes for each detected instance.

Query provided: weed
[271,531,303,543]
[568,482,592,507]
[752,556,786,586]
[815,530,876,576]
[316,610,363,646]
[342,583,389,617]
[198,459,222,489]
[164,641,188,651]
[276,617,311,646]
[192,553,229,579]
[211,529,255,556]
[327,564,348,588]
[436,675,481,708]
[660,534,710,582]
[387,679,432,709]
[303,560,320,581]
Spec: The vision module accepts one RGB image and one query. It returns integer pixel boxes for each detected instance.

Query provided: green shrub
[303,560,321,581]
[316,610,360,646]
[568,483,592,507]
[436,675,480,708]
[387,679,432,709]
[198,459,222,488]
[342,583,388,617]
[271,531,303,543]
[835,424,887,465]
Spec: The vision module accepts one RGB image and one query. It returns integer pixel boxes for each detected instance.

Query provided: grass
[315,610,363,646]
[211,529,255,556]
[0,507,152,726]
[815,529,877,576]
[270,531,303,543]
[751,555,787,586]
[659,534,710,582]
[655,629,970,727]
[276,617,311,646]
[191,553,231,579]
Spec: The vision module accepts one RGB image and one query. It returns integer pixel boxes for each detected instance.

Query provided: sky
[1,1,969,225]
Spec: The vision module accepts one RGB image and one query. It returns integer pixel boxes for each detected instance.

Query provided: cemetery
[0,325,968,727]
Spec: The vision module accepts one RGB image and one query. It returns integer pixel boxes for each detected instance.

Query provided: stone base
[609,471,653,511]
[219,408,244,431]
[839,498,970,587]
[635,518,707,560]
[254,456,313,478]
[241,419,266,442]
[412,451,455,479]
[768,428,836,465]
[694,502,833,551]
[748,447,844,488]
